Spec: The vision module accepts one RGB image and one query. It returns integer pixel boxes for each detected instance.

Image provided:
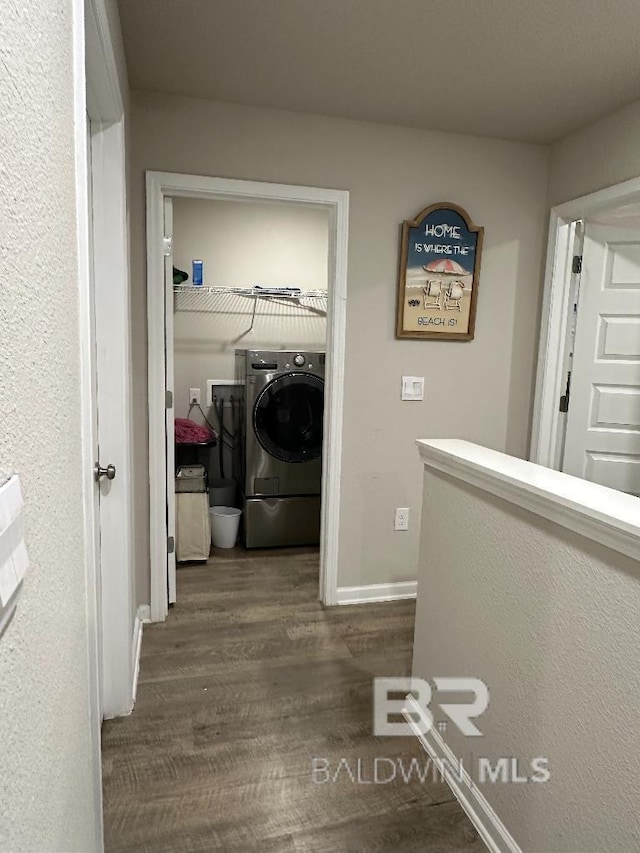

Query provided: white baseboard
[403,696,521,853]
[336,580,417,605]
[131,605,148,705]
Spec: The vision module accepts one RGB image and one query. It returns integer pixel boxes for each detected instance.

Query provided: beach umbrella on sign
[422,259,470,276]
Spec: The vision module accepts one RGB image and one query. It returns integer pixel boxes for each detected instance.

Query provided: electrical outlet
[394,507,409,531]
[189,387,201,405]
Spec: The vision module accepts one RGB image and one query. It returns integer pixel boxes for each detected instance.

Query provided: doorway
[532,176,640,496]
[146,173,349,621]
[173,198,328,556]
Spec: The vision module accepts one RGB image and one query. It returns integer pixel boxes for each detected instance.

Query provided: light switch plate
[401,376,424,401]
[0,475,27,637]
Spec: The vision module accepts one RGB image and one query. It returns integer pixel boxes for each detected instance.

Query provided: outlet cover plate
[394,507,410,531]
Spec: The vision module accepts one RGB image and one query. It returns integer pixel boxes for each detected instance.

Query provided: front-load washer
[236,349,325,548]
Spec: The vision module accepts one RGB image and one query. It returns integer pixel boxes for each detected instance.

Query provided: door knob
[95,463,116,481]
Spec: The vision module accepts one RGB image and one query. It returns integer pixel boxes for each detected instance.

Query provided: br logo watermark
[373,677,489,737]
[310,677,550,787]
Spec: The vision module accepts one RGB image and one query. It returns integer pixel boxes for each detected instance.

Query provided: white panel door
[164,197,177,604]
[91,119,135,714]
[563,223,640,495]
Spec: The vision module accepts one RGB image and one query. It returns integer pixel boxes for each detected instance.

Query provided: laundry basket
[209,506,242,549]
[175,465,210,561]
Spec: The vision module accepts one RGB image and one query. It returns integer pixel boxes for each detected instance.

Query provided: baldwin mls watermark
[310,676,550,786]
[311,755,550,786]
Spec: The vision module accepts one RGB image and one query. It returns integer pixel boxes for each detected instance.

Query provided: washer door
[253,372,324,463]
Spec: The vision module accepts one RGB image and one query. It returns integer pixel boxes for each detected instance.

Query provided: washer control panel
[242,350,325,374]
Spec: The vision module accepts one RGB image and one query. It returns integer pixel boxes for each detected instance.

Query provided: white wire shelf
[174,284,327,299]
[174,284,327,316]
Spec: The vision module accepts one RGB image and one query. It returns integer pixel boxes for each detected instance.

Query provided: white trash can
[210,506,242,549]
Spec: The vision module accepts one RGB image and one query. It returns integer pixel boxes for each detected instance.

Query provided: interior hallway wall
[0,1,104,848]
[549,97,640,205]
[413,461,640,852]
[172,197,328,418]
[130,92,549,602]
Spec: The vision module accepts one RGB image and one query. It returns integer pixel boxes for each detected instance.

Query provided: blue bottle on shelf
[192,259,203,286]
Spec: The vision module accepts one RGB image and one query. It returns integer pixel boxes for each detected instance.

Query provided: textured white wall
[173,197,328,418]
[549,97,640,205]
[0,2,99,850]
[130,92,549,600]
[413,467,640,851]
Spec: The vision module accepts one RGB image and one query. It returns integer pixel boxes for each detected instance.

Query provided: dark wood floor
[102,548,480,852]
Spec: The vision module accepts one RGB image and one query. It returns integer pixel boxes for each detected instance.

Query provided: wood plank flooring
[102,548,480,852]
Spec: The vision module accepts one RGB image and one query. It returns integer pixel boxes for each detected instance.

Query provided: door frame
[74,1,104,845]
[146,172,349,621]
[531,175,640,469]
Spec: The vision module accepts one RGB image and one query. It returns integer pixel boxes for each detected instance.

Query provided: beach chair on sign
[443,280,464,311]
[423,280,442,309]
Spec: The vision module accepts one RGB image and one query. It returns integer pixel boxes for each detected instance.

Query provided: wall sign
[396,202,484,341]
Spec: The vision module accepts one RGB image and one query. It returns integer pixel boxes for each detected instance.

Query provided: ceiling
[118,0,640,144]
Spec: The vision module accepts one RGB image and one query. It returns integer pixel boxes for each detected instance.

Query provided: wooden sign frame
[396,202,484,341]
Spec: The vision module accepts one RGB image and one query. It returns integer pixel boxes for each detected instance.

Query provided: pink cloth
[174,418,216,444]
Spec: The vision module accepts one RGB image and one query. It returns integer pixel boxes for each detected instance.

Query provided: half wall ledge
[416,439,640,562]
